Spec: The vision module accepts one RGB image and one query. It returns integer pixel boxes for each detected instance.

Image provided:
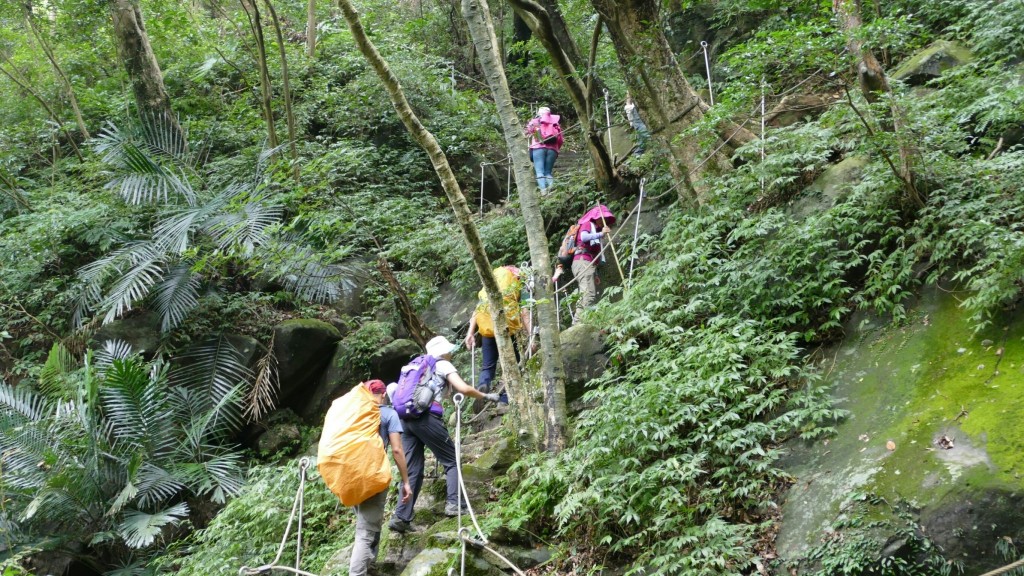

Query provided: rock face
[253,409,302,457]
[775,284,1024,574]
[892,40,973,86]
[273,319,342,416]
[789,156,868,220]
[421,282,475,335]
[92,310,162,356]
[558,323,608,404]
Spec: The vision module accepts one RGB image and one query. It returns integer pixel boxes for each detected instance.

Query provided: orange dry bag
[317,385,392,506]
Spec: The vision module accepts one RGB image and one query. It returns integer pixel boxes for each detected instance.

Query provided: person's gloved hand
[483,393,501,403]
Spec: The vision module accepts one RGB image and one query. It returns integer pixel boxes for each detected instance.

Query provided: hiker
[624,93,649,154]
[572,204,616,322]
[463,266,531,394]
[388,336,500,533]
[349,380,412,576]
[525,106,564,191]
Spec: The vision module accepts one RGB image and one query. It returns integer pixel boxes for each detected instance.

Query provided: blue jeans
[477,335,521,393]
[530,147,558,190]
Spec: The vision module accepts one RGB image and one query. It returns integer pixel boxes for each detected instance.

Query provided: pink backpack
[534,121,560,145]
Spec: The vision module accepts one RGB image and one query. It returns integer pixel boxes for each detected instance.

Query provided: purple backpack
[392,355,443,420]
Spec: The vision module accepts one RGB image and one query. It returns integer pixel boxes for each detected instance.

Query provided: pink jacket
[525,113,564,152]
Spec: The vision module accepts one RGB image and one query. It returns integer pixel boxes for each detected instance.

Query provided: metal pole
[701,41,714,106]
[628,178,646,288]
[506,155,511,202]
[603,89,613,158]
[479,162,485,214]
[760,76,766,194]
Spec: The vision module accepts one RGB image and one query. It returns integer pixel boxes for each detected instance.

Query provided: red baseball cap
[364,379,386,394]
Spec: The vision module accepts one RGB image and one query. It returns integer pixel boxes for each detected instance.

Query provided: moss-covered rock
[776,284,1024,573]
[789,156,869,220]
[892,40,973,86]
[92,310,162,356]
[272,319,342,418]
[369,338,421,383]
[558,323,608,404]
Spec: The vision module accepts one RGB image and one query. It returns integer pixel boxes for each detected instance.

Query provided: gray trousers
[393,413,458,522]
[572,258,598,321]
[350,488,387,575]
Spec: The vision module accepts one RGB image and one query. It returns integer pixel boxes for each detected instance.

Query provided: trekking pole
[628,178,646,288]
[599,212,626,283]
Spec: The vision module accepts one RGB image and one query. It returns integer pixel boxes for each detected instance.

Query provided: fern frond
[0,382,52,422]
[119,502,189,549]
[153,263,201,332]
[204,189,283,257]
[38,343,79,400]
[94,339,137,372]
[257,238,359,304]
[244,336,278,423]
[97,248,167,326]
[168,336,251,434]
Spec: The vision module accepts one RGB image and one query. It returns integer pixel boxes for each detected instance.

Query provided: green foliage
[0,339,248,569]
[159,460,353,576]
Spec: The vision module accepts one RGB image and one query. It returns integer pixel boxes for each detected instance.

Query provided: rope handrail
[978,558,1024,576]
[239,458,316,576]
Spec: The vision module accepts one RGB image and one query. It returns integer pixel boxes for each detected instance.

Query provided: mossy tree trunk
[262,0,300,178]
[589,0,756,202]
[305,0,317,57]
[334,0,534,437]
[462,0,568,453]
[109,0,186,146]
[507,0,618,194]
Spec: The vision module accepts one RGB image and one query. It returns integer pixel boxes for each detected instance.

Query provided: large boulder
[92,310,162,356]
[421,282,476,335]
[559,323,608,403]
[253,409,302,457]
[775,284,1024,574]
[767,93,837,127]
[273,319,342,415]
[789,156,869,220]
[892,40,972,86]
[369,338,421,383]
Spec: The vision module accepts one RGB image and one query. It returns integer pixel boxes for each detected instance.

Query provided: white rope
[239,458,314,576]
[701,41,714,106]
[604,89,613,159]
[479,163,485,214]
[628,177,646,287]
[760,76,766,193]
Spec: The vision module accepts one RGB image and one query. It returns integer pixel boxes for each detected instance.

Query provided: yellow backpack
[317,384,392,506]
[474,266,523,338]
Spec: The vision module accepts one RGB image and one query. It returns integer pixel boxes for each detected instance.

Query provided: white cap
[386,382,398,404]
[425,335,458,358]
[537,106,551,115]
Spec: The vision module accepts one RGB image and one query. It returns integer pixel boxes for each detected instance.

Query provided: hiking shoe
[388,517,413,534]
[444,502,461,517]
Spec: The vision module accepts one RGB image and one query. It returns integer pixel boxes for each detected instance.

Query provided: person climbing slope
[388,336,500,533]
[525,106,564,191]
[464,265,530,395]
[571,204,616,323]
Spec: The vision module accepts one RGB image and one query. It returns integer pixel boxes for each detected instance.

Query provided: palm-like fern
[76,118,355,333]
[0,339,247,567]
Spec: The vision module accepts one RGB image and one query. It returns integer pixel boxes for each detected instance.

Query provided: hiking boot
[388,517,413,534]
[444,502,461,517]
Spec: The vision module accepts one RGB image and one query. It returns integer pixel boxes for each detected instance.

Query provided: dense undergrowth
[3,0,1024,574]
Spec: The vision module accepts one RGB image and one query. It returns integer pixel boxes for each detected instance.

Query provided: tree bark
[262,0,300,178]
[334,0,532,436]
[590,0,756,201]
[23,5,89,140]
[109,0,186,145]
[239,0,279,149]
[306,0,317,57]
[507,0,618,194]
[462,0,568,452]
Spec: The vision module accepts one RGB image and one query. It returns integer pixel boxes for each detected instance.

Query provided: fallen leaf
[886,440,896,451]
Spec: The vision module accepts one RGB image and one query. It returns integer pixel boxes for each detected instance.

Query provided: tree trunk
[590,0,756,201]
[462,0,568,452]
[833,0,923,207]
[109,0,186,145]
[507,11,531,65]
[507,0,618,194]
[376,256,433,347]
[262,0,300,178]
[306,0,317,57]
[334,0,532,436]
[239,0,279,149]
[23,5,89,140]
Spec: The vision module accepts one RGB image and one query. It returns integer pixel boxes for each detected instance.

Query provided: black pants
[393,413,458,522]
